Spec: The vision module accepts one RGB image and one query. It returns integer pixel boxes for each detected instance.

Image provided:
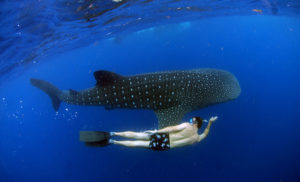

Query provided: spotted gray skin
[30,69,241,128]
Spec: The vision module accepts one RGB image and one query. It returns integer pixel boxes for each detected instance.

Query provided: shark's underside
[30,68,241,128]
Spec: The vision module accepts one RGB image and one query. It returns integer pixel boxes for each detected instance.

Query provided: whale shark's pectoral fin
[94,70,125,86]
[154,106,189,129]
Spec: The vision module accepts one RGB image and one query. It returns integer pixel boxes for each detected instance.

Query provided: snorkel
[190,117,208,128]
[190,117,207,124]
[189,118,194,124]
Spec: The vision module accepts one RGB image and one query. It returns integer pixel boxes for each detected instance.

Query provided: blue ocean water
[1,1,300,182]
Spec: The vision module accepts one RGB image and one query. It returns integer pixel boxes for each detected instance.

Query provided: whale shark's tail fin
[30,78,62,111]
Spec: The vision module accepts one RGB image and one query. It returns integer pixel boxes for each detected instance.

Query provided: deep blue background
[0,16,300,182]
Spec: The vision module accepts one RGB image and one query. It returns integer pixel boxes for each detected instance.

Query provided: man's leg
[113,131,150,140]
[112,140,150,148]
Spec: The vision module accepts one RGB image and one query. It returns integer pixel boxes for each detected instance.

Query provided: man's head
[190,116,203,128]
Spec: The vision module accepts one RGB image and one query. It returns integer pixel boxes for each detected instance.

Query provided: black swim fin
[79,131,111,147]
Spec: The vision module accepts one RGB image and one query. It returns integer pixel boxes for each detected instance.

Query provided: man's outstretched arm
[197,116,218,142]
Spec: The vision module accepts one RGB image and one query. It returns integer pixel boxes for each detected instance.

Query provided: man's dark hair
[193,117,203,128]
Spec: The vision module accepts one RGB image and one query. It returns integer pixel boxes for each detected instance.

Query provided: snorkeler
[80,116,218,151]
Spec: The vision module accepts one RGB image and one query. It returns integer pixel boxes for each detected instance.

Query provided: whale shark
[30,68,241,128]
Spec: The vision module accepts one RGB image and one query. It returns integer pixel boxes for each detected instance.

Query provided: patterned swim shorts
[149,133,170,151]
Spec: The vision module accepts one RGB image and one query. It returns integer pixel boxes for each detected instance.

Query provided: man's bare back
[153,116,218,148]
[169,123,200,148]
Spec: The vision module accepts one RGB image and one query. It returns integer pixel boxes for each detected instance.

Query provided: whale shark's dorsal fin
[154,105,190,129]
[69,89,79,96]
[94,70,124,86]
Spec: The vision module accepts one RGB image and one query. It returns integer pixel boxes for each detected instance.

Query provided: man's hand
[198,116,218,142]
[209,116,218,123]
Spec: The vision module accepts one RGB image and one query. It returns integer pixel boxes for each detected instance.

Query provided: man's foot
[109,139,114,144]
[110,132,115,136]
